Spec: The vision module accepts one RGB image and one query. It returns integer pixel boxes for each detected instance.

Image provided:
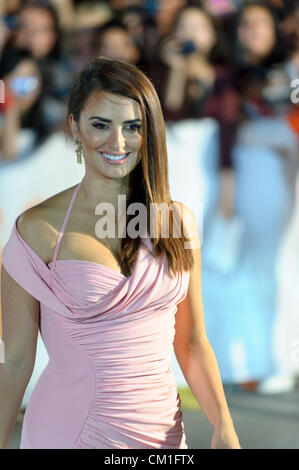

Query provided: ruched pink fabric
[2,182,190,449]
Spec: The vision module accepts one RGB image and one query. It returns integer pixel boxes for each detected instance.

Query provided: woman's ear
[68,114,79,140]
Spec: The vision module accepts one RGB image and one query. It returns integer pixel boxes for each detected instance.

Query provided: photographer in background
[0,47,49,164]
[145,2,239,169]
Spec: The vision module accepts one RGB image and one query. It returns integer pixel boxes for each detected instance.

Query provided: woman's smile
[98,151,131,164]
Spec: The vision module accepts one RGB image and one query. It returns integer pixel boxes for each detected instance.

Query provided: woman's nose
[107,127,126,150]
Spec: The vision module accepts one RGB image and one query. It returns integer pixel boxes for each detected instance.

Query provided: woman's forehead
[81,90,142,118]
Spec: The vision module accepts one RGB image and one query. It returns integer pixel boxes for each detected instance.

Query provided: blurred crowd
[1,0,299,391]
[0,0,298,165]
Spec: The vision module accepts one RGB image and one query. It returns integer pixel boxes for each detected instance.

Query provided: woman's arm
[173,203,241,449]
[0,212,44,448]
[0,264,40,448]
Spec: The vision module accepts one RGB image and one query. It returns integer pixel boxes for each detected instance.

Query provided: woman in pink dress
[0,57,241,450]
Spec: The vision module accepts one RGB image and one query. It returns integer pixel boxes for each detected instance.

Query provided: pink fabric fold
[1,211,190,449]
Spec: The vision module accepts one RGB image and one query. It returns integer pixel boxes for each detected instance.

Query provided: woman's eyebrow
[88,116,142,124]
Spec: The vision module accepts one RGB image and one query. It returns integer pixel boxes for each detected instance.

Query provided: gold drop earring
[75,138,83,164]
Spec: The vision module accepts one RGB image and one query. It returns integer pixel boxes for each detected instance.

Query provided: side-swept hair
[67,57,195,277]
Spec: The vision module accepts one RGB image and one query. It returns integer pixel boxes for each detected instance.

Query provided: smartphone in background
[10,76,39,97]
[180,40,196,56]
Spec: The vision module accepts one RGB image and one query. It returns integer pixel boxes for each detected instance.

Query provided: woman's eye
[92,123,141,132]
[127,124,142,132]
[92,123,107,130]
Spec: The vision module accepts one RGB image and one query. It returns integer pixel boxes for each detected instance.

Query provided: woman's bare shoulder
[16,185,76,264]
[170,200,201,249]
[170,200,196,228]
[171,200,194,215]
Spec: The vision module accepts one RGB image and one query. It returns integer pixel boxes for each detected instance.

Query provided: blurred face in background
[279,6,299,48]
[15,7,57,59]
[121,9,145,44]
[98,27,140,64]
[70,6,112,58]
[174,7,216,56]
[238,5,276,62]
[73,4,113,30]
[5,58,42,113]
[155,0,186,35]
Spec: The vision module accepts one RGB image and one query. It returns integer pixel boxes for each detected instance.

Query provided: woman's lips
[99,152,131,165]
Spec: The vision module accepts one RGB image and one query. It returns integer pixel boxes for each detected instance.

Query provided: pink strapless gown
[2,183,190,449]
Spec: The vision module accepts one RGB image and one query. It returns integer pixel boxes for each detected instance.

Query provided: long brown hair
[67,56,194,277]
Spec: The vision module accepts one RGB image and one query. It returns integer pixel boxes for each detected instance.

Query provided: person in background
[118,4,148,51]
[14,0,60,60]
[201,0,299,393]
[12,0,73,131]
[0,16,11,56]
[65,1,114,77]
[145,2,239,179]
[96,18,144,67]
[47,0,75,31]
[121,0,168,64]
[0,0,24,54]
[154,0,187,37]
[0,47,49,163]
[279,0,299,82]
[143,2,241,280]
[215,0,291,228]
[234,0,286,68]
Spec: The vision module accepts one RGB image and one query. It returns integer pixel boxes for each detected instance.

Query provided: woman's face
[15,7,57,59]
[5,59,42,113]
[237,6,276,61]
[98,28,140,65]
[174,8,216,56]
[69,90,143,181]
